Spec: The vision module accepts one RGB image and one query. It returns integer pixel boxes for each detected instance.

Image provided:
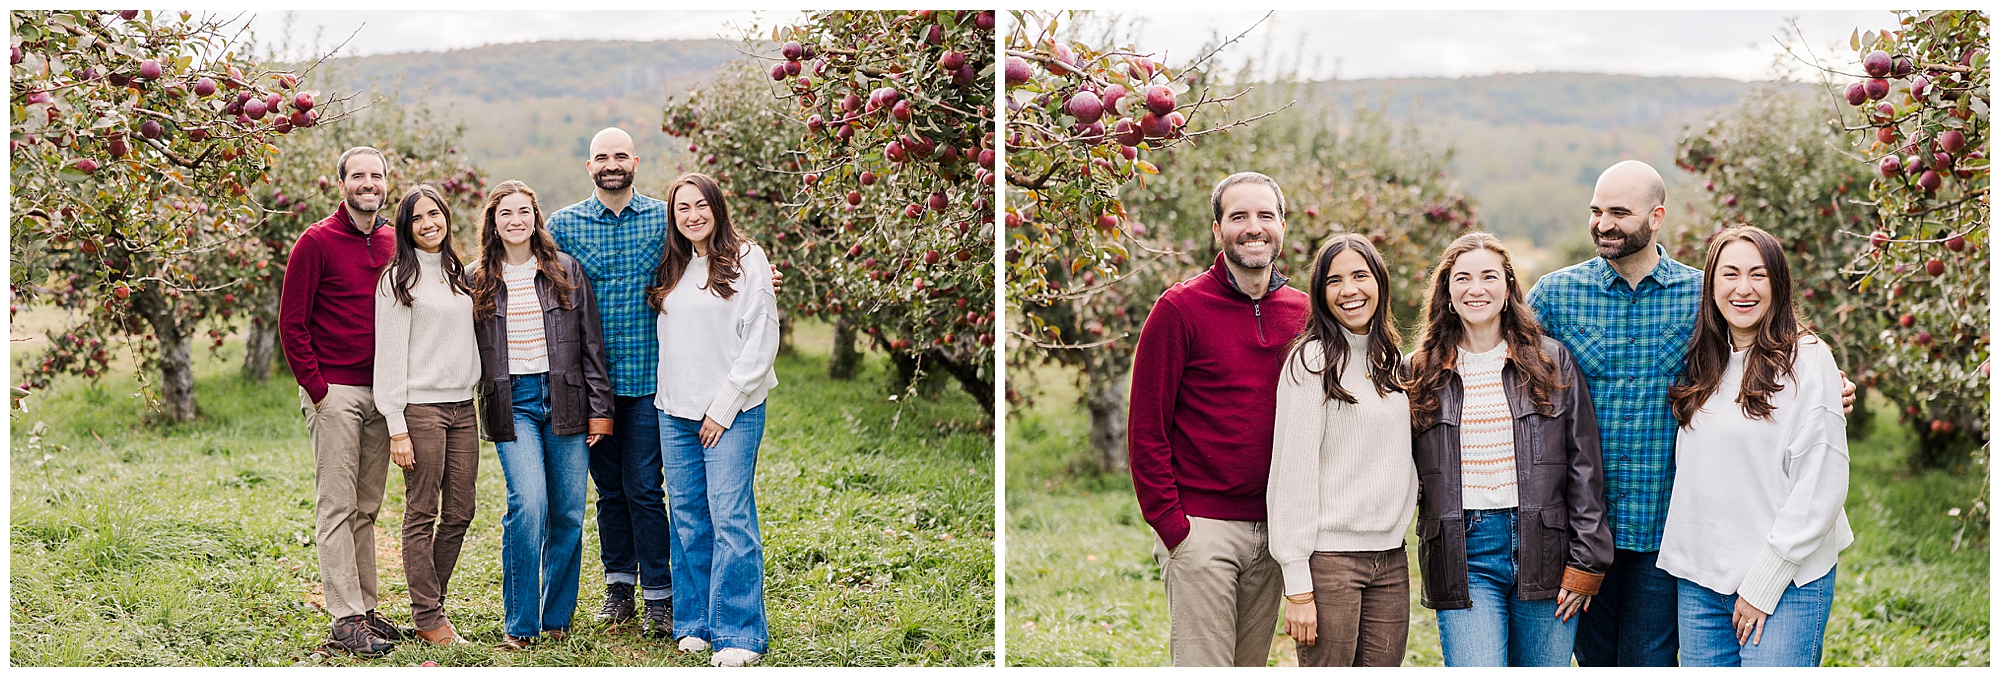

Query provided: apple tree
[11,9,337,421]
[1004,11,1478,472]
[665,10,996,411]
[1831,11,1988,467]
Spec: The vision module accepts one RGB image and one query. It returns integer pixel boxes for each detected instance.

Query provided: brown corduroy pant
[1294,547,1411,667]
[399,400,480,632]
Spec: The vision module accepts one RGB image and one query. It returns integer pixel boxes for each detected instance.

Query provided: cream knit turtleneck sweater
[1266,329,1420,596]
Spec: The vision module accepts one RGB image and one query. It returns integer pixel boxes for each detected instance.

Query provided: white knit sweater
[1658,336,1853,614]
[653,243,780,428]
[1267,330,1420,596]
[372,250,480,436]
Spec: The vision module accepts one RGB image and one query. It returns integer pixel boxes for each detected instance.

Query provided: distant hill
[305,42,1774,262]
[310,40,746,207]
[1303,73,1795,256]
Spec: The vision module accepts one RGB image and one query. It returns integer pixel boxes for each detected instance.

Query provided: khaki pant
[1296,547,1411,667]
[303,384,391,621]
[400,400,480,632]
[1153,516,1284,667]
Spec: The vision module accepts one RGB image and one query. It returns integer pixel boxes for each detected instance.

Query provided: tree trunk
[240,285,282,382]
[777,310,796,357]
[1085,366,1129,473]
[156,325,198,423]
[828,315,862,380]
[925,348,994,414]
[133,287,199,423]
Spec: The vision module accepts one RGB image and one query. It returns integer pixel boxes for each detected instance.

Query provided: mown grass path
[1004,368,1987,666]
[11,321,994,666]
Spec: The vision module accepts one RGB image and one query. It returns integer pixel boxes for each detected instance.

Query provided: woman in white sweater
[1661,226,1852,667]
[646,172,780,668]
[372,185,481,646]
[1266,233,1418,666]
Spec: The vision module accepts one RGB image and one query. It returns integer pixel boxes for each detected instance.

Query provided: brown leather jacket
[1412,335,1612,610]
[470,252,614,442]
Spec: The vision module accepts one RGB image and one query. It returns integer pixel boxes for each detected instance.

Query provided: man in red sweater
[279,146,403,658]
[1128,172,1310,666]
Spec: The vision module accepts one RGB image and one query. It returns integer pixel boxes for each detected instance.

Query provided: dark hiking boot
[327,615,395,658]
[595,582,637,623]
[362,609,407,641]
[643,597,674,638]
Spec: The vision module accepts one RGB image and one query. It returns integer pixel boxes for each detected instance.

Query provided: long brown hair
[647,172,745,309]
[1408,232,1565,428]
[1286,233,1403,403]
[384,185,471,307]
[470,180,573,321]
[1669,225,1805,425]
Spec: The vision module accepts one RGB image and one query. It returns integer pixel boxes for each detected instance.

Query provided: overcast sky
[240,10,806,59]
[1066,10,1903,82]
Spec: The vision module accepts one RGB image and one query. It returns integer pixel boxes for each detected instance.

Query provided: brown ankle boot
[415,621,468,646]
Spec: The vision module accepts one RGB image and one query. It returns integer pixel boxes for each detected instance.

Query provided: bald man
[547,127,679,638]
[1527,161,1852,666]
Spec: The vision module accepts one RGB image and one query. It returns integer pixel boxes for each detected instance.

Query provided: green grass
[10,320,994,666]
[1004,368,1987,667]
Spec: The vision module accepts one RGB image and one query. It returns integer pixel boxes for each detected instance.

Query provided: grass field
[10,319,995,666]
[1004,367,1989,667]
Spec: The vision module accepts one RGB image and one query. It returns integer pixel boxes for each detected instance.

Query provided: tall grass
[10,320,994,666]
[1004,367,1987,667]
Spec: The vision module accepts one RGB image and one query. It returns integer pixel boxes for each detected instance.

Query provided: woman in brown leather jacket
[1407,232,1611,666]
[466,180,614,649]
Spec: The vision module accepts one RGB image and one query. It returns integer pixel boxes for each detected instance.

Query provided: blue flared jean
[495,373,590,639]
[1678,566,1836,667]
[660,404,770,654]
[1437,508,1577,667]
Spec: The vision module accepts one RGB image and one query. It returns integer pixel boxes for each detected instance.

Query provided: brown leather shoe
[495,635,534,651]
[415,621,469,646]
[544,629,567,642]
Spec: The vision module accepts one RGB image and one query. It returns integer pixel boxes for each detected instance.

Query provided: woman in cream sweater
[1266,233,1419,666]
[372,185,480,646]
[1661,226,1852,667]
[647,172,780,668]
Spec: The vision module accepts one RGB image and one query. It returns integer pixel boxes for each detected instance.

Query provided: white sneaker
[711,648,762,667]
[677,636,711,654]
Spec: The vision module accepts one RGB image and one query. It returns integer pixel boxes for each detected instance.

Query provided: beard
[345,192,383,214]
[593,167,633,191]
[1594,227,1652,260]
[1222,234,1278,270]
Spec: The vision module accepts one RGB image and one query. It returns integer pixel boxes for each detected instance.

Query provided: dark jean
[1575,548,1680,666]
[1678,567,1836,667]
[495,373,590,638]
[589,394,674,599]
[1437,508,1576,667]
[661,404,770,654]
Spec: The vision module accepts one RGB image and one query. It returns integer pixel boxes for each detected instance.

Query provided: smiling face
[1588,164,1666,261]
[341,152,387,215]
[1323,248,1380,334]
[673,182,716,251]
[1712,239,1772,342]
[493,192,537,248]
[587,129,638,191]
[409,194,448,253]
[1212,182,1285,270]
[1448,247,1509,329]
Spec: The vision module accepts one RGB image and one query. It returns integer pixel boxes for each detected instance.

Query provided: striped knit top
[503,257,550,375]
[1458,341,1517,509]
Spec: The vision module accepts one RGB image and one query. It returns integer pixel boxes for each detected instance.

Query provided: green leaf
[57,167,88,183]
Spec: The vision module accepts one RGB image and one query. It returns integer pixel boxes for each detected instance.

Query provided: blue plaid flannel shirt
[1527,244,1703,553]
[548,193,669,398]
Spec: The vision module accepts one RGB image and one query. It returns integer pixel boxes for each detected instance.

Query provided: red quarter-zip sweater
[280,207,394,404]
[1128,252,1311,550]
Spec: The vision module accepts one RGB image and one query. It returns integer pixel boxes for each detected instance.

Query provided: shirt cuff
[704,387,751,429]
[588,417,613,437]
[1280,558,1314,597]
[1737,545,1802,615]
[383,410,409,437]
[1561,566,1604,596]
